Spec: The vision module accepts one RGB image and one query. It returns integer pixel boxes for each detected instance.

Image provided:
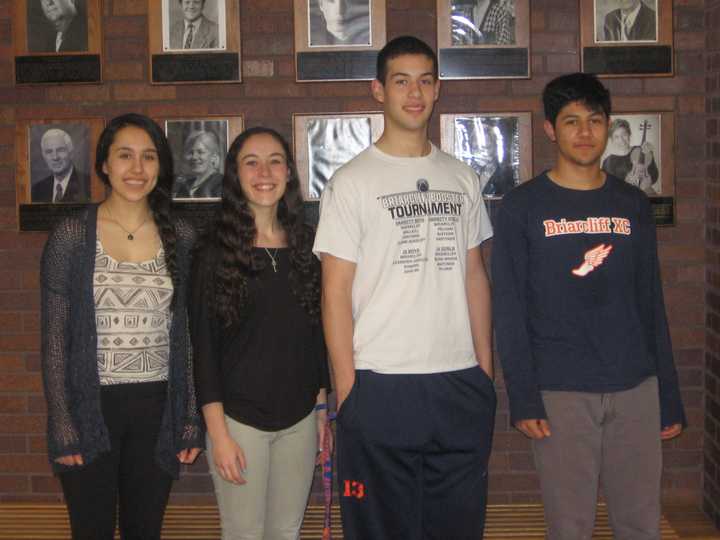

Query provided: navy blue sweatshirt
[492,173,686,429]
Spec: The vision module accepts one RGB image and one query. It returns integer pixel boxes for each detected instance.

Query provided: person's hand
[336,379,355,411]
[315,409,334,465]
[55,454,84,466]
[514,419,551,439]
[177,448,201,464]
[660,423,683,441]
[211,434,247,485]
[640,141,655,159]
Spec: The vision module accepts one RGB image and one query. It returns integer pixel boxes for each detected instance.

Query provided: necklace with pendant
[263,247,279,273]
[105,206,149,241]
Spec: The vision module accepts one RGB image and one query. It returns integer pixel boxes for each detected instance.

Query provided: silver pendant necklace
[263,247,279,273]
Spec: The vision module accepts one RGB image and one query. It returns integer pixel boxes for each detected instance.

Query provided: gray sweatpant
[533,377,662,540]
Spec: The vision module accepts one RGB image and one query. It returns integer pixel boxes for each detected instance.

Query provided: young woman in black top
[190,127,331,539]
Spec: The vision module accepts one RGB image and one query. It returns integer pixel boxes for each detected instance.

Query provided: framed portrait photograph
[436,0,530,79]
[601,112,675,224]
[16,117,106,231]
[294,0,386,81]
[13,0,103,84]
[163,116,243,201]
[440,112,532,199]
[293,113,384,200]
[580,0,673,76]
[148,0,241,84]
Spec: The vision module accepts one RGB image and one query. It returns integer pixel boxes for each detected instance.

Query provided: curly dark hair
[95,113,179,305]
[213,126,320,327]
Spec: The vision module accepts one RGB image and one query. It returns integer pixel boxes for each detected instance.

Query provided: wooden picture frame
[294,0,387,82]
[580,0,673,76]
[148,0,241,84]
[293,112,384,200]
[16,117,106,231]
[160,115,244,201]
[601,111,675,224]
[436,0,530,79]
[13,0,103,84]
[440,112,532,199]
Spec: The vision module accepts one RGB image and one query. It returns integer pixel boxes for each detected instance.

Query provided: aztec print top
[94,239,172,385]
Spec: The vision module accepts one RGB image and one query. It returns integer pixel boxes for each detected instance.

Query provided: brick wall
[705,0,720,528]
[0,0,708,507]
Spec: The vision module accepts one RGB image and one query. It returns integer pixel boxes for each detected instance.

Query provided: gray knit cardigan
[40,205,204,478]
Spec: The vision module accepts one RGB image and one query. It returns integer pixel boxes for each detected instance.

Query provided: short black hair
[542,73,611,126]
[376,35,438,84]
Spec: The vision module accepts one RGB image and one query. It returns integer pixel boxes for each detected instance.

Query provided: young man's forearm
[321,254,357,407]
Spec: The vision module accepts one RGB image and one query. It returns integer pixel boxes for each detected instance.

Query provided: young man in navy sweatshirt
[492,72,685,539]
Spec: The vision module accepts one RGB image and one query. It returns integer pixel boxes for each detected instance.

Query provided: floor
[0,503,716,539]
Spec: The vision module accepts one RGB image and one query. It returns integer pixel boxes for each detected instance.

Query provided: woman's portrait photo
[166,119,228,200]
[601,113,662,195]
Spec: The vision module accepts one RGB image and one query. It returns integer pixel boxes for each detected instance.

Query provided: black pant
[59,381,173,540]
[336,366,496,540]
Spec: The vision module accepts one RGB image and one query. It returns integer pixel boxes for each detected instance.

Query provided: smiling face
[101,126,159,204]
[184,134,220,180]
[610,125,631,154]
[371,53,440,137]
[180,0,204,23]
[236,133,289,215]
[41,130,74,177]
[544,100,609,169]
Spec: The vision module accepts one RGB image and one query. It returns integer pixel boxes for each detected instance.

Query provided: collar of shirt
[622,2,643,32]
[55,31,63,52]
[54,166,74,196]
[184,19,200,33]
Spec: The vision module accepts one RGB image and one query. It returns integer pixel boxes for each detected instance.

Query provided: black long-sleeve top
[491,174,686,429]
[190,243,330,432]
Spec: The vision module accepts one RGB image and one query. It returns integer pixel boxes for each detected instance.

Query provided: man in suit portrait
[31,128,90,203]
[169,0,220,50]
[28,0,88,53]
[602,0,657,41]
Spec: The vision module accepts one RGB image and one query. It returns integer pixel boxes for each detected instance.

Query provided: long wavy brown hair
[212,126,320,327]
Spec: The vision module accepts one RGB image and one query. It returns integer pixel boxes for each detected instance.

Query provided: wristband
[314,403,328,411]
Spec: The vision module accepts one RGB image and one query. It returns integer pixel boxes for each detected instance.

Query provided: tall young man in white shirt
[314,36,495,539]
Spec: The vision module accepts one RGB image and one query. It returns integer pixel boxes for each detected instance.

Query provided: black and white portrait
[29,123,91,203]
[453,116,520,199]
[307,117,372,198]
[450,0,516,46]
[166,120,228,199]
[163,0,226,51]
[308,0,371,47]
[601,114,661,195]
[27,0,89,53]
[595,0,658,43]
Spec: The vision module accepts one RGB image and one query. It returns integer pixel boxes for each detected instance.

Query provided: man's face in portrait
[40,0,77,24]
[318,0,357,41]
[180,0,205,23]
[41,130,74,177]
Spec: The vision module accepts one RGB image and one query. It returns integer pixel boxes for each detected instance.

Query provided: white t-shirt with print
[313,143,493,374]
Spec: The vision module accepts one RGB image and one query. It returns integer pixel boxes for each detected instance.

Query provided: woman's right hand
[212,434,247,485]
[54,454,84,466]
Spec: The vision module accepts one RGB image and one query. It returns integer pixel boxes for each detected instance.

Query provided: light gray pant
[207,411,318,540]
[533,377,662,540]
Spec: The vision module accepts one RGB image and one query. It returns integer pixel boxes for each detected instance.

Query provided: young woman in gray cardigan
[40,113,203,540]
